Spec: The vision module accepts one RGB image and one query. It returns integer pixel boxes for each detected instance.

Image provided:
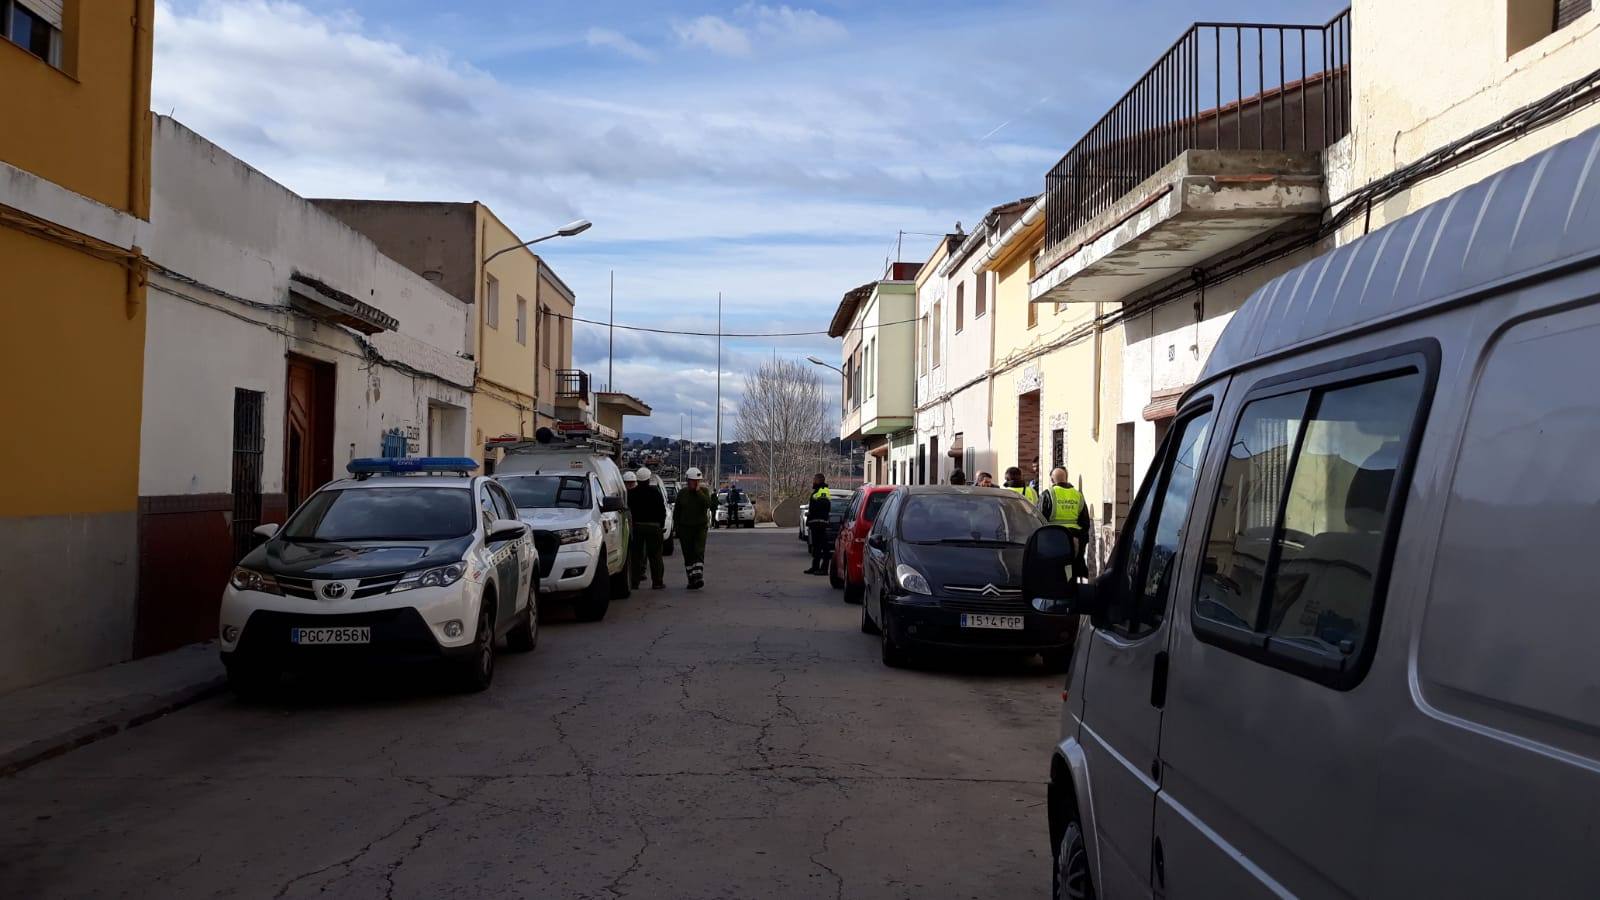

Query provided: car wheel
[457,605,495,692]
[829,558,845,589]
[506,590,538,653]
[610,566,631,600]
[574,567,611,622]
[843,582,863,605]
[879,608,911,668]
[860,599,879,635]
[1053,820,1095,900]
[225,661,277,703]
[664,536,675,557]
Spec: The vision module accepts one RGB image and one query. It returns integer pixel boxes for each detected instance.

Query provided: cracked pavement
[0,529,1062,899]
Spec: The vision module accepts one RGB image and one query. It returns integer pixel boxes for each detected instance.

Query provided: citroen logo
[980,584,1003,597]
[321,582,348,600]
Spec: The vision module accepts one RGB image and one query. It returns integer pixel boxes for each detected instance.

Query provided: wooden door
[285,356,334,511]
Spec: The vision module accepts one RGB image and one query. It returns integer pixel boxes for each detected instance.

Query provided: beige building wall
[475,206,542,446]
[535,265,576,427]
[1351,1,1600,236]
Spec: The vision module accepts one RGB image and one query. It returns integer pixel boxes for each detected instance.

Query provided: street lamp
[805,355,842,375]
[806,356,852,483]
[483,218,592,266]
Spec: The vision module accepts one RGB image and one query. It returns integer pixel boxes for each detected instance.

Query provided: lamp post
[806,356,851,483]
[482,219,592,266]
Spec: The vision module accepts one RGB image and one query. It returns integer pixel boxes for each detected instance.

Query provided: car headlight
[555,527,590,545]
[229,567,281,595]
[895,564,932,595]
[392,562,466,593]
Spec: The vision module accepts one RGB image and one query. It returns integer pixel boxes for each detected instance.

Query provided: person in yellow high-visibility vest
[1041,468,1091,577]
[1002,467,1039,504]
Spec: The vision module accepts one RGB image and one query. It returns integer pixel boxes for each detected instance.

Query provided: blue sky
[151,0,1348,436]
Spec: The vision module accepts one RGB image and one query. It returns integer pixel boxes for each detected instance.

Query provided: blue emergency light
[347,457,479,477]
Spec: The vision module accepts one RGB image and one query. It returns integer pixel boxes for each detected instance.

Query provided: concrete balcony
[1030,149,1326,304]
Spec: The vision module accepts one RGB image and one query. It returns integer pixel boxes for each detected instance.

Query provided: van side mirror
[1023,525,1100,615]
[600,496,626,513]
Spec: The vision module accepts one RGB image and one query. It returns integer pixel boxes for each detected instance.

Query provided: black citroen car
[860,486,1079,668]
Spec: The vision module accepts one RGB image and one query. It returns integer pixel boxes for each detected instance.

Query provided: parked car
[219,458,537,697]
[495,470,626,622]
[830,485,895,603]
[714,490,757,528]
[494,432,631,621]
[860,486,1071,669]
[1032,126,1600,900]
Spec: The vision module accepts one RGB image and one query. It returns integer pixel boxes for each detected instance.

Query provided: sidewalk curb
[0,674,227,778]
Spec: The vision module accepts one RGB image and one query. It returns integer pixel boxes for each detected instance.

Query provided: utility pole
[713,291,723,490]
[607,270,614,391]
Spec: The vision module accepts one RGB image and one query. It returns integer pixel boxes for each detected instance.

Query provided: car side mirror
[251,523,280,542]
[489,518,528,542]
[867,533,887,551]
[1023,525,1100,615]
[600,496,626,513]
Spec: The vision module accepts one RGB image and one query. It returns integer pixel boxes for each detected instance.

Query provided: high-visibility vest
[1006,484,1039,504]
[812,486,831,500]
[1047,484,1086,529]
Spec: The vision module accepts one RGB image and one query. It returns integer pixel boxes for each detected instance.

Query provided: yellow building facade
[0,0,155,691]
[983,202,1124,569]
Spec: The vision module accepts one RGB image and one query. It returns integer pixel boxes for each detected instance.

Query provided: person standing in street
[804,473,832,575]
[1040,467,1092,577]
[976,472,995,488]
[725,481,744,528]
[948,470,967,486]
[1003,466,1039,504]
[622,472,642,587]
[673,467,715,589]
[629,467,667,590]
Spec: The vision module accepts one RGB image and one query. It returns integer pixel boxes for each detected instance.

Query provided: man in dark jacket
[673,468,715,589]
[804,473,832,575]
[724,482,744,528]
[629,468,668,590]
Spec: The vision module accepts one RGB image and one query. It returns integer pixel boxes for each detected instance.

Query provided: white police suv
[219,458,538,696]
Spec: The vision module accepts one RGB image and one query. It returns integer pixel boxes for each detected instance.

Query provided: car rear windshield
[863,492,889,522]
[281,487,474,542]
[498,475,590,510]
[829,494,854,514]
[899,494,1041,545]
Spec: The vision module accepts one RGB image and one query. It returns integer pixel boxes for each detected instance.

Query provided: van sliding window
[1193,348,1433,689]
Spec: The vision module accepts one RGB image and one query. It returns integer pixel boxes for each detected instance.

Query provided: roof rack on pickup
[488,424,617,457]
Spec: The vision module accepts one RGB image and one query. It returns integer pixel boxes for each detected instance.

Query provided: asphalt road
[1,529,1064,899]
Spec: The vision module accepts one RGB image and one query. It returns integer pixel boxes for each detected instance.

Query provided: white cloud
[741,4,847,44]
[672,15,751,57]
[585,27,656,62]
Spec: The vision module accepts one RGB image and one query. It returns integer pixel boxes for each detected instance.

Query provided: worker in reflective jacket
[804,474,832,576]
[1041,467,1091,576]
[1003,467,1039,504]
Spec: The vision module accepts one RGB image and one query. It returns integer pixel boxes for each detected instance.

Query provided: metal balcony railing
[555,369,590,403]
[1044,9,1352,255]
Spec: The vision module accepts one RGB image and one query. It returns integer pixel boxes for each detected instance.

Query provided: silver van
[1031,124,1600,899]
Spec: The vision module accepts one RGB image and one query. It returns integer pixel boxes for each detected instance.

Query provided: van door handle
[1150,650,1169,709]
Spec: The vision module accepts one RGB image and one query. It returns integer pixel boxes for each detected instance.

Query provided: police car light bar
[347,457,479,477]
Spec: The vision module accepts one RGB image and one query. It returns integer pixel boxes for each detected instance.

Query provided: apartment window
[230,388,265,562]
[4,1,63,67]
[485,275,500,329]
[919,314,929,374]
[955,283,965,333]
[1027,298,1038,330]
[1194,357,1429,688]
[868,338,876,398]
[975,272,987,318]
[515,296,527,345]
[932,301,942,368]
[1050,427,1065,471]
[1508,0,1591,55]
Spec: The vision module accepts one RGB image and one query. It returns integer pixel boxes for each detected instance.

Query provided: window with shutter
[1556,0,1591,29]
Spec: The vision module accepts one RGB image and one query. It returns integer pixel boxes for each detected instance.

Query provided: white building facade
[133,116,474,654]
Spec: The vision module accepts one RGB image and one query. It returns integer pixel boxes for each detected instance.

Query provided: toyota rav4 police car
[219,458,538,696]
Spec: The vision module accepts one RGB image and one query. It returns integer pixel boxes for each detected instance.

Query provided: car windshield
[829,494,854,515]
[280,487,474,542]
[898,494,1041,545]
[498,475,589,510]
[863,492,889,522]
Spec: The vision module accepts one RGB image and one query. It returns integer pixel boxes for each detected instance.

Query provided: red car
[830,485,895,604]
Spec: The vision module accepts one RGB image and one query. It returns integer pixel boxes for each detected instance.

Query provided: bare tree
[736,359,830,509]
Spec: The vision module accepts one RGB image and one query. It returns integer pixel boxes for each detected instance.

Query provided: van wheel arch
[1048,753,1079,860]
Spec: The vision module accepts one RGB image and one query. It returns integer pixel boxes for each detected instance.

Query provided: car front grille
[941,584,1028,614]
[273,572,406,599]
[530,531,560,577]
[354,573,403,598]
[276,575,316,599]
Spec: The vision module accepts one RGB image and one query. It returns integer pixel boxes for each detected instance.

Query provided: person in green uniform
[1040,467,1092,577]
[673,467,715,590]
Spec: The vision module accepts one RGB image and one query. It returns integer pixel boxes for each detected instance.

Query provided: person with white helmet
[672,466,715,589]
[629,467,667,590]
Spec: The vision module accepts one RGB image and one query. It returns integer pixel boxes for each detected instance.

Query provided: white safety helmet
[622,472,638,484]
[684,467,703,480]
[636,467,653,482]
